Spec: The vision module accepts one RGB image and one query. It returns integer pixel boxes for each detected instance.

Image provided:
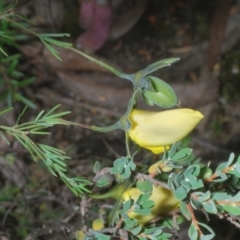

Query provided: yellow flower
[123,185,179,225]
[92,218,105,231]
[128,108,204,154]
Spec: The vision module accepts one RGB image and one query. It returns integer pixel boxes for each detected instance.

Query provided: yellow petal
[144,145,170,154]
[123,185,179,225]
[128,108,203,152]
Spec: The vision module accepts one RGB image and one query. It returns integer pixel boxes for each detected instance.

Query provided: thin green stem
[125,132,131,157]
[125,87,141,116]
[0,64,15,103]
[64,120,123,133]
[68,47,134,82]
[5,17,39,37]
[92,123,120,132]
[0,125,29,135]
[0,10,14,20]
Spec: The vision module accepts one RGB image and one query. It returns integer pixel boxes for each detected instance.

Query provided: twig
[24,222,77,240]
[186,203,204,237]
[1,201,18,227]
[205,164,234,182]
[136,173,170,189]
[80,195,91,232]
[103,139,121,158]
[217,213,240,229]
[92,167,112,183]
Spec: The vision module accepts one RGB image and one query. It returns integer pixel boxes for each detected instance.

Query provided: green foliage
[0,7,35,107]
[110,156,136,180]
[0,3,73,108]
[0,53,36,107]
[0,106,91,197]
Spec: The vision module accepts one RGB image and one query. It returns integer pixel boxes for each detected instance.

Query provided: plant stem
[125,133,131,157]
[68,47,134,82]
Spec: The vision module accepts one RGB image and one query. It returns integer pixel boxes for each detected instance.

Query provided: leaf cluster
[0,105,91,197]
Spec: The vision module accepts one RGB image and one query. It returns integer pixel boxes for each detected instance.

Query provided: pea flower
[123,185,179,225]
[128,108,204,154]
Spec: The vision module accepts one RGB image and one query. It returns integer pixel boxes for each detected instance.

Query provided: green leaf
[202,200,218,214]
[40,36,72,48]
[10,70,24,78]
[200,235,215,240]
[232,163,240,177]
[174,186,187,200]
[159,232,172,239]
[180,201,191,220]
[110,157,125,174]
[188,175,204,190]
[136,180,153,194]
[0,46,8,56]
[142,90,177,108]
[122,200,132,214]
[229,191,240,202]
[183,165,200,178]
[40,33,71,38]
[143,228,159,234]
[18,77,35,87]
[222,204,240,216]
[123,215,138,229]
[128,160,136,171]
[198,222,215,240]
[216,162,228,172]
[141,200,154,209]
[131,225,142,236]
[212,171,228,182]
[138,237,147,240]
[93,161,101,173]
[142,75,178,108]
[212,192,229,201]
[1,54,21,63]
[181,180,191,192]
[141,58,180,77]
[227,153,235,166]
[149,76,177,102]
[198,191,211,202]
[91,231,111,240]
[0,107,12,117]
[121,167,131,179]
[137,193,151,205]
[0,132,10,145]
[237,155,240,164]
[14,93,37,109]
[96,177,110,188]
[152,228,163,237]
[172,148,193,162]
[111,157,135,180]
[190,197,202,210]
[188,223,198,240]
[133,208,151,216]
[167,143,177,159]
[40,39,61,61]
